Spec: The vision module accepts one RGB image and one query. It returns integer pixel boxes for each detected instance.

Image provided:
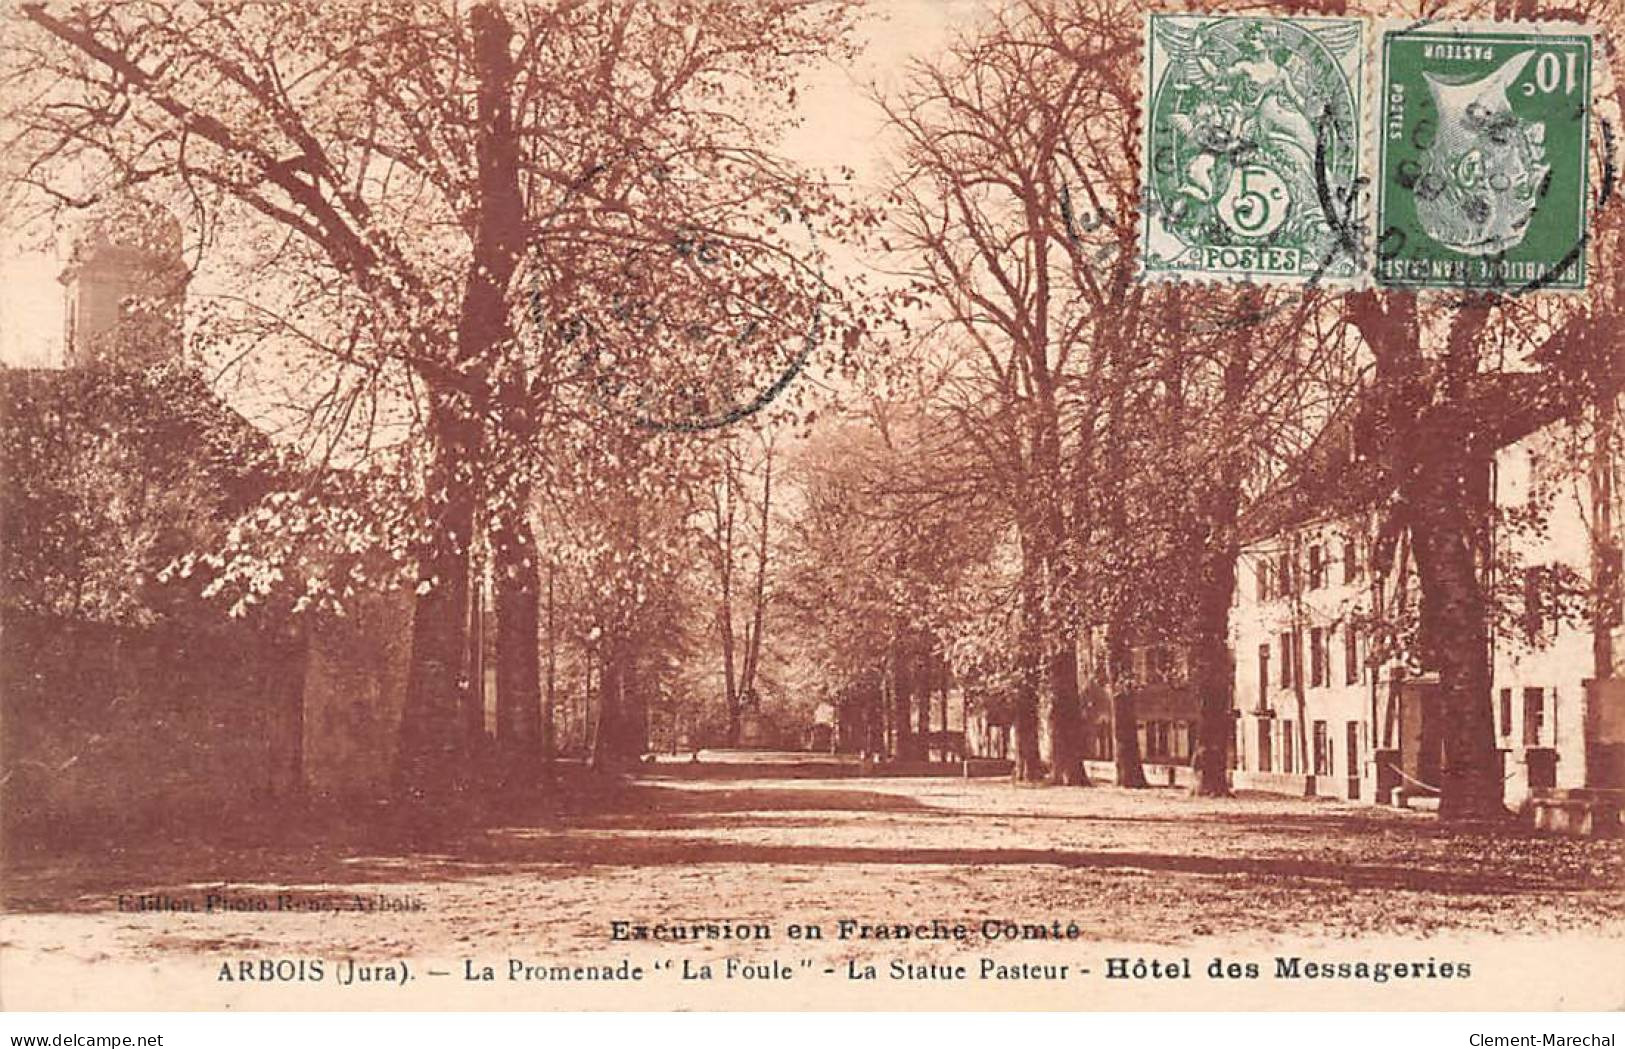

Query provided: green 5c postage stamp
[1377,24,1593,290]
[1141,14,1365,285]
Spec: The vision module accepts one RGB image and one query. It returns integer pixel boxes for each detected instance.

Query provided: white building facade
[1231,514,1377,800]
[1229,412,1623,809]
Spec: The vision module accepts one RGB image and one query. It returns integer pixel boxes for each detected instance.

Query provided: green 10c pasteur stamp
[1377,25,1593,290]
[1141,15,1365,285]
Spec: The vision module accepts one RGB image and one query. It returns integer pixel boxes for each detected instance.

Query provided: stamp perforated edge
[1134,10,1372,291]
[1369,17,1603,297]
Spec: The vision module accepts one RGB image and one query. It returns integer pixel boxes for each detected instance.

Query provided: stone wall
[299,594,412,802]
[0,613,304,845]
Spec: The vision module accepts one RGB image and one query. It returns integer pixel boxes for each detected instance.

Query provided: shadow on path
[3,773,1621,916]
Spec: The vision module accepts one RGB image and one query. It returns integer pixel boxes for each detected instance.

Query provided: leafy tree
[873,0,1137,782]
[0,363,279,627]
[6,0,858,802]
[1323,0,1623,818]
[779,394,1002,761]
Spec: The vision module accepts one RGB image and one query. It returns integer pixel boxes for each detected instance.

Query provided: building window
[1499,688,1513,737]
[1257,644,1271,707]
[1154,645,1174,682]
[1313,720,1331,776]
[1282,720,1296,774]
[1344,623,1360,685]
[1277,552,1293,597]
[1279,633,1294,688]
[1310,627,1326,688]
[1523,688,1545,746]
[1257,562,1270,601]
[1523,567,1545,643]
[1343,538,1359,584]
[1147,720,1171,759]
[1308,545,1324,590]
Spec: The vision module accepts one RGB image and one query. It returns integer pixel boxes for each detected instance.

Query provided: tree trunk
[1111,688,1149,788]
[1190,353,1248,797]
[582,648,595,758]
[1592,397,1620,680]
[395,401,477,804]
[1107,625,1149,788]
[592,639,632,772]
[739,443,773,707]
[891,640,917,761]
[463,553,488,760]
[395,0,527,804]
[1047,633,1090,785]
[593,625,652,765]
[1352,293,1507,820]
[1012,563,1045,783]
[1037,467,1087,785]
[865,670,886,757]
[1011,681,1043,781]
[718,464,740,747]
[625,650,650,757]
[1188,527,1238,796]
[621,657,648,762]
[1405,453,1507,821]
[543,559,556,781]
[722,600,740,746]
[494,512,542,791]
[1288,541,1311,780]
[916,647,933,746]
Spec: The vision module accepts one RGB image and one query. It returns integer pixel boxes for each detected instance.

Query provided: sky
[785,0,984,182]
[0,0,985,372]
[0,217,62,368]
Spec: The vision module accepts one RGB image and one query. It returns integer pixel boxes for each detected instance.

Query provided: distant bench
[1527,789,1622,837]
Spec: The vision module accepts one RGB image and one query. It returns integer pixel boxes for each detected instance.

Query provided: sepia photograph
[0,0,1622,1020]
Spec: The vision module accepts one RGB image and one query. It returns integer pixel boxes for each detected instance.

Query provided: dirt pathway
[4,761,1623,1008]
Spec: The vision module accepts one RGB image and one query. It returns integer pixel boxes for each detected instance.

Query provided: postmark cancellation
[1138,14,1599,293]
[1375,21,1595,292]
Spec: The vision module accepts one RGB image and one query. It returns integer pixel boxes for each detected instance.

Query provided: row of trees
[785,0,1363,795]
[779,0,1622,821]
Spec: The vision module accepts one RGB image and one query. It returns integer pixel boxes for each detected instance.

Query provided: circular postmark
[1059,104,1362,336]
[526,164,827,434]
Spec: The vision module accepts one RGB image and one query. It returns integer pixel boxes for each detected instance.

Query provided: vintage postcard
[1,0,1623,1017]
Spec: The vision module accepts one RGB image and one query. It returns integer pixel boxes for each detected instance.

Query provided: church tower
[58,196,187,369]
